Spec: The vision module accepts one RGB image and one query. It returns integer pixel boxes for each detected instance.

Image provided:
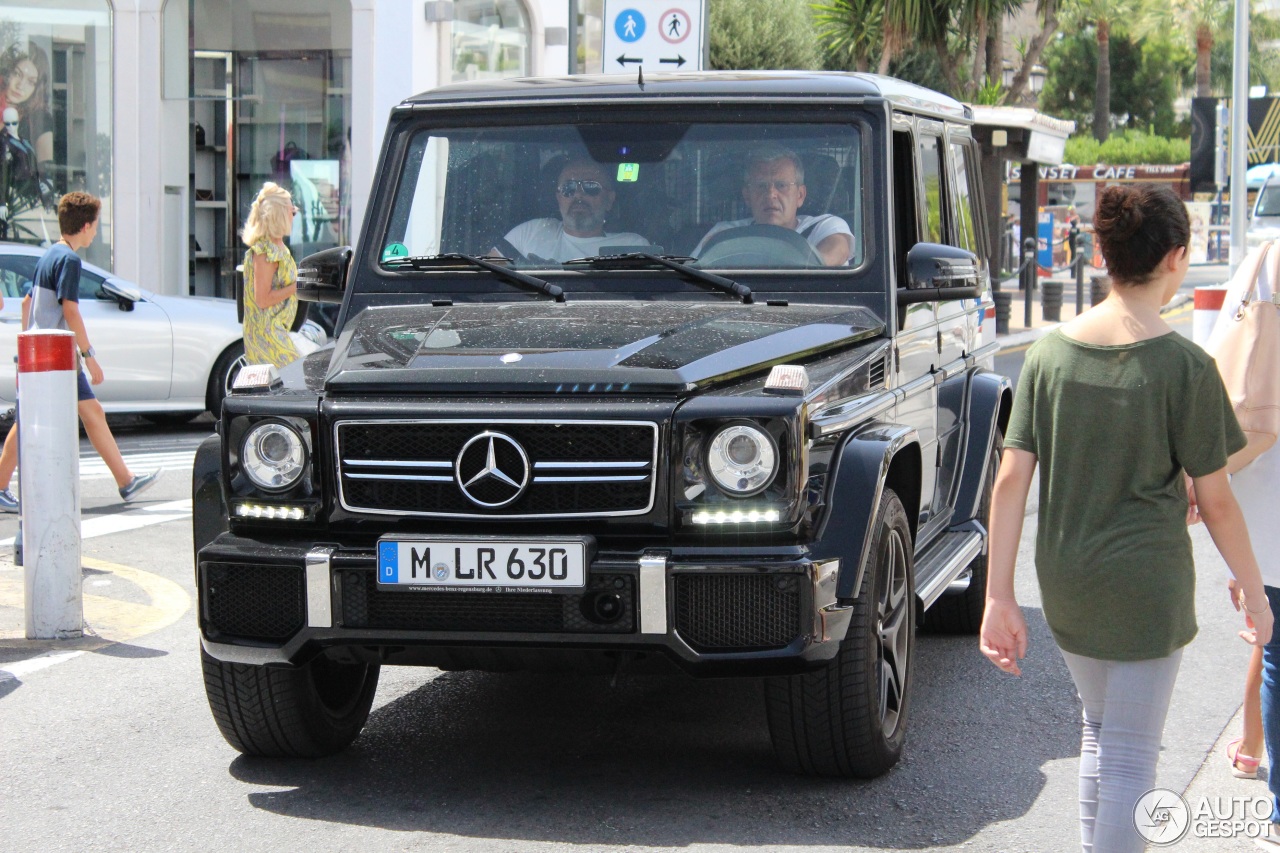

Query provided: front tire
[765,488,916,778]
[201,648,380,758]
[206,342,246,419]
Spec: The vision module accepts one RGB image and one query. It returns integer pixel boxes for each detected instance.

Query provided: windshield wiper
[568,252,752,304]
[386,253,564,302]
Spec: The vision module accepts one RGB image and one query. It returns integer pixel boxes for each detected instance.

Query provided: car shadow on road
[229,605,1080,849]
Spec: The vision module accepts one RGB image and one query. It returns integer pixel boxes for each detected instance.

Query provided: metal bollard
[19,330,82,640]
[1074,232,1085,314]
[1022,237,1037,328]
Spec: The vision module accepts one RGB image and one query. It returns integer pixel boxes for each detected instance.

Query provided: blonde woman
[241,182,299,368]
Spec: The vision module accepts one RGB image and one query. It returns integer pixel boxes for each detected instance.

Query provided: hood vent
[868,354,887,389]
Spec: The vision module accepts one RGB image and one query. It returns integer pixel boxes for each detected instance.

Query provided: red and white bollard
[18,330,82,640]
[1193,286,1230,346]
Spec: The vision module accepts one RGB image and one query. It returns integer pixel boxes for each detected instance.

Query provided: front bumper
[197,533,850,676]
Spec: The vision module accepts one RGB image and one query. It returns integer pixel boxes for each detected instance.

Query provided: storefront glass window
[453,0,529,82]
[172,0,352,297]
[0,0,112,269]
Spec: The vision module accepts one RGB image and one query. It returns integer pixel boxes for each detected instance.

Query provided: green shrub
[1064,130,1190,166]
[709,0,823,70]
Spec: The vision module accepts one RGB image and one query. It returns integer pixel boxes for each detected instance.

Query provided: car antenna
[637,66,644,90]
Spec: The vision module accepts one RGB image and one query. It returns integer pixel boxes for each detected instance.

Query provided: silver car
[0,242,251,424]
[1250,177,1280,248]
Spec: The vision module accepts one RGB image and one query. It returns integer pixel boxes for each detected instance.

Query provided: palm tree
[878,0,927,74]
[1002,0,1063,105]
[812,0,886,72]
[1143,0,1230,97]
[1063,0,1142,141]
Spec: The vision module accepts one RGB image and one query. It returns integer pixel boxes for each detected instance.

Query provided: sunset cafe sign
[1008,163,1189,182]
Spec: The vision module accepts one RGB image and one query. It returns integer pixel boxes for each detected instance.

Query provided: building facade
[0,0,574,297]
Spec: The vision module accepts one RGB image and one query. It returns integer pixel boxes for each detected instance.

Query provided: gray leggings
[1059,648,1183,853]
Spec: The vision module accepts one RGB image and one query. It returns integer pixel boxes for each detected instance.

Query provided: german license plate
[376,538,587,590]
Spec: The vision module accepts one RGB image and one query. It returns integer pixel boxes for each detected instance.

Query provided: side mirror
[899,242,981,305]
[100,279,140,312]
[297,246,353,304]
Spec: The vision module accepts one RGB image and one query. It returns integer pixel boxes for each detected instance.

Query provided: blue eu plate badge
[379,541,398,583]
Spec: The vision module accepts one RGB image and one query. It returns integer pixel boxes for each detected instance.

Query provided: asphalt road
[0,268,1268,852]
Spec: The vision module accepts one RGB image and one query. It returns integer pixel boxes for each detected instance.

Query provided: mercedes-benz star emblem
[455,431,530,508]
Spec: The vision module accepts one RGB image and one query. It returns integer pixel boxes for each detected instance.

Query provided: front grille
[201,562,305,641]
[673,574,802,651]
[338,570,635,634]
[336,419,658,518]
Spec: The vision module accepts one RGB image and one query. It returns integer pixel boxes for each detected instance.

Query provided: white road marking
[77,450,196,480]
[0,650,84,684]
[0,498,193,547]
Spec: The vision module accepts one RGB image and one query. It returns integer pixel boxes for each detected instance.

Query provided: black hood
[324,301,884,395]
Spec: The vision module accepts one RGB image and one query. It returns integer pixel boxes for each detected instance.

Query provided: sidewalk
[994,271,1193,351]
[996,278,1088,349]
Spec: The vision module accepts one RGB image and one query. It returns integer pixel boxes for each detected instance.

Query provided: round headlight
[241,422,307,491]
[706,424,778,496]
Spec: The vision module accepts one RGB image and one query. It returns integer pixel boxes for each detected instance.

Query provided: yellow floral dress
[242,238,299,368]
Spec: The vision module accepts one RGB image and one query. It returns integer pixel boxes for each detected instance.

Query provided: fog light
[234,502,309,520]
[689,507,782,525]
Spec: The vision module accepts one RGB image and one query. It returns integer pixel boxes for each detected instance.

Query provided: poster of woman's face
[0,41,51,164]
[0,5,111,259]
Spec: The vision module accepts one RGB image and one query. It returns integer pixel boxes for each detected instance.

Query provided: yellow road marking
[0,555,190,652]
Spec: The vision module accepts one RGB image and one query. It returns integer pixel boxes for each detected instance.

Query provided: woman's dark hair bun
[1092,184,1189,284]
[1098,187,1144,239]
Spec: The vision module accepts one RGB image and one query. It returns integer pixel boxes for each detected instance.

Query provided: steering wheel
[696,223,824,269]
[492,236,531,265]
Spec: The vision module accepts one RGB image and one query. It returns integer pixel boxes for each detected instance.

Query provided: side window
[80,269,107,301]
[917,134,945,244]
[891,129,918,288]
[0,256,37,299]
[949,141,977,255]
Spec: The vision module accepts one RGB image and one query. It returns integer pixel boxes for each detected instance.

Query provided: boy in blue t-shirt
[0,192,159,510]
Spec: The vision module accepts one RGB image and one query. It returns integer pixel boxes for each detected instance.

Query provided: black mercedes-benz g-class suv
[194,71,1010,779]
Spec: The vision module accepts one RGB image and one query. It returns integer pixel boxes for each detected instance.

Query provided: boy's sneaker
[0,488,16,512]
[119,470,161,503]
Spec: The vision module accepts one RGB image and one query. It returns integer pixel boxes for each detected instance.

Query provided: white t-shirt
[691,214,854,264]
[1210,247,1280,585]
[501,219,647,262]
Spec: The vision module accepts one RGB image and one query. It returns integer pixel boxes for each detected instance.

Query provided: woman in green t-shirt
[979,183,1273,853]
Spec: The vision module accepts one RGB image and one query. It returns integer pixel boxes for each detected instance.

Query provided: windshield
[1258,184,1280,218]
[380,120,866,273]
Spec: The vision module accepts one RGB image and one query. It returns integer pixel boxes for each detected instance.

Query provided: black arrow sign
[616,55,642,67]
[660,55,687,67]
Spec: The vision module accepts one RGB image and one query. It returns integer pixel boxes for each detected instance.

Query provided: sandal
[1229,736,1262,779]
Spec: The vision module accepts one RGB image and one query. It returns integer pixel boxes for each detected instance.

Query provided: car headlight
[706,423,778,496]
[241,422,307,491]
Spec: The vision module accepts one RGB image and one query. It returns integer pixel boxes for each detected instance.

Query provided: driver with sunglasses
[495,158,648,262]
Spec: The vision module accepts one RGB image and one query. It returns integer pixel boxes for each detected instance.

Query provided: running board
[914,530,984,610]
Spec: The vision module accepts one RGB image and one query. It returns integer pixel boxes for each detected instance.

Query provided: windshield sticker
[617,163,640,182]
[382,242,409,262]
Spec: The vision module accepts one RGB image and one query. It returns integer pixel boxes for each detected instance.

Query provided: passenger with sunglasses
[495,158,647,262]
[693,146,853,267]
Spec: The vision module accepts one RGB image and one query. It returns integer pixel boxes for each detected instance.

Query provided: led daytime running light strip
[235,503,308,520]
[690,508,781,525]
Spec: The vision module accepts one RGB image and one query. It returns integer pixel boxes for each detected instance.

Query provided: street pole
[1022,237,1036,328]
[1229,0,1249,275]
